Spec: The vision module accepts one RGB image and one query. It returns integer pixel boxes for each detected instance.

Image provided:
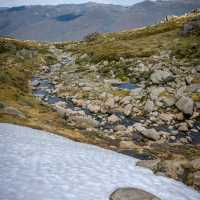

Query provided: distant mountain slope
[0,0,200,41]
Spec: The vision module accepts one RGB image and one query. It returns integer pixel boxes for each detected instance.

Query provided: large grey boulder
[150,70,174,84]
[109,188,161,200]
[175,96,194,115]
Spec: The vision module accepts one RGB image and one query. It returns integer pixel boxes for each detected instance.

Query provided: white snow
[0,123,199,200]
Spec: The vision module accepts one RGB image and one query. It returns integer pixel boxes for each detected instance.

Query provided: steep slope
[0,0,200,41]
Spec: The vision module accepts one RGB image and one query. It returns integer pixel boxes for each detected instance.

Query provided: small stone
[175,113,184,121]
[179,137,189,144]
[32,79,40,87]
[114,125,127,132]
[119,141,138,149]
[170,136,176,140]
[160,113,174,123]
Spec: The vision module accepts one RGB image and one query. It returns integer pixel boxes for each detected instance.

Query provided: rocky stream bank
[30,43,200,190]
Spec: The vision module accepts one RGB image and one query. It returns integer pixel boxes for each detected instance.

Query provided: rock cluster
[31,45,200,190]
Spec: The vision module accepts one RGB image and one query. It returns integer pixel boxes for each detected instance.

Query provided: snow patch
[0,123,199,200]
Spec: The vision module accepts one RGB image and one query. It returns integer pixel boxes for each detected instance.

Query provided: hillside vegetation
[66,12,200,63]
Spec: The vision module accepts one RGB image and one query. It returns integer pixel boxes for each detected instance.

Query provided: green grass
[64,13,200,67]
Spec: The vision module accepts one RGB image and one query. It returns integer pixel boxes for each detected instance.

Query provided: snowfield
[0,123,200,200]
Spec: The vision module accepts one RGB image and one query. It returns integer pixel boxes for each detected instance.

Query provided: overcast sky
[0,0,145,7]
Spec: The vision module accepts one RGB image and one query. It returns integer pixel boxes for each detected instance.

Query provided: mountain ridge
[0,0,200,41]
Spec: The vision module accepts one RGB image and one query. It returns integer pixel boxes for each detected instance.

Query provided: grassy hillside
[63,12,200,74]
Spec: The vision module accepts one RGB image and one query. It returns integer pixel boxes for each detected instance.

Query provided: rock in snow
[110,188,161,200]
[0,123,200,200]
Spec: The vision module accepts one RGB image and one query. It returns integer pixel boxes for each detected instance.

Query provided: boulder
[121,96,132,105]
[105,98,115,109]
[133,123,146,133]
[176,96,194,115]
[141,128,161,141]
[70,115,100,129]
[178,122,189,132]
[161,96,176,107]
[160,113,174,123]
[108,114,121,124]
[123,104,133,116]
[144,100,155,113]
[180,16,200,36]
[87,104,101,113]
[136,159,160,172]
[55,105,68,119]
[150,87,165,100]
[109,188,161,200]
[119,141,138,149]
[32,79,40,87]
[192,171,200,190]
[150,70,174,84]
[191,158,200,170]
[159,160,188,180]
